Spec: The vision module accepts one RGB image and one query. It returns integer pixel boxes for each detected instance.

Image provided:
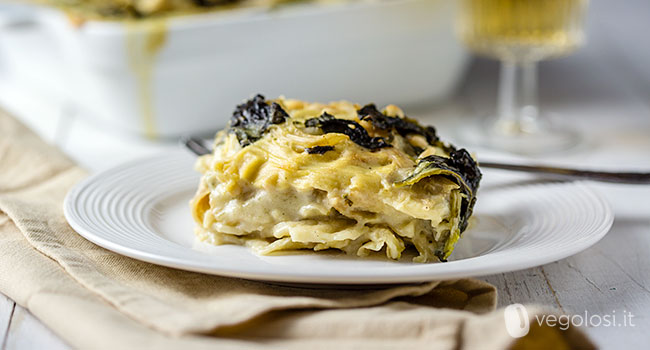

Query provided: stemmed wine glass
[457,0,589,154]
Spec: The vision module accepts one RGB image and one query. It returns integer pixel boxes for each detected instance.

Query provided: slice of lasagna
[191,95,481,262]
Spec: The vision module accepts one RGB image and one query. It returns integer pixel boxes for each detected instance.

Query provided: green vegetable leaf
[229,94,289,147]
[304,112,391,150]
[396,149,482,233]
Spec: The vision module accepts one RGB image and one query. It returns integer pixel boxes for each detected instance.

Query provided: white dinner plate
[64,151,613,284]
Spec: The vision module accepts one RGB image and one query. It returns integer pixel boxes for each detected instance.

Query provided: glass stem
[496,61,540,134]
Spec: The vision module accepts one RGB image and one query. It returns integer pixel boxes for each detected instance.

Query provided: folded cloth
[0,108,594,349]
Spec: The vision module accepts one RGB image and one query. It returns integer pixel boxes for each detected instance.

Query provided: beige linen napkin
[0,108,594,349]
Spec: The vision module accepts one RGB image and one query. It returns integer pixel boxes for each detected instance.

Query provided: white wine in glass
[458,0,588,154]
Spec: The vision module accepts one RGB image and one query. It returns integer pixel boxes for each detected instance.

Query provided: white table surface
[2,0,649,348]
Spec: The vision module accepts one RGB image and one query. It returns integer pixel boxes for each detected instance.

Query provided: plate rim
[63,152,614,284]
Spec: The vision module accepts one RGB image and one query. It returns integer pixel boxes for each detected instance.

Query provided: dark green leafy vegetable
[305,145,335,154]
[192,0,237,7]
[230,94,289,147]
[304,112,391,150]
[397,148,482,232]
[357,104,440,145]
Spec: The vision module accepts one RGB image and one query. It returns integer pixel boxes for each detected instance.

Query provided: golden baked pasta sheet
[191,95,481,262]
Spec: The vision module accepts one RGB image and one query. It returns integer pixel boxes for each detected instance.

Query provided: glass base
[456,115,580,155]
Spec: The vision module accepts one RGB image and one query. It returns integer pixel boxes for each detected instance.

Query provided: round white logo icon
[504,303,530,338]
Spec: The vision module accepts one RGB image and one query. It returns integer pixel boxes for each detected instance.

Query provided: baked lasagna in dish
[191,95,481,262]
[38,0,339,20]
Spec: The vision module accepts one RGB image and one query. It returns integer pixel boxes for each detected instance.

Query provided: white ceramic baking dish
[0,0,467,138]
